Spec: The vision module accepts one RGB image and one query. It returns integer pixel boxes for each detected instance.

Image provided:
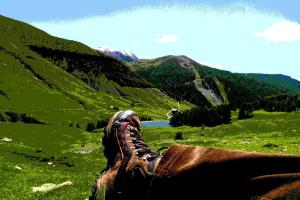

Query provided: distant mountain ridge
[242,73,300,95]
[130,56,296,108]
[97,46,139,62]
[130,55,229,107]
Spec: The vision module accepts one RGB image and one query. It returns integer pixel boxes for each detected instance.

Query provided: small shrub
[200,125,205,136]
[141,116,153,121]
[110,105,119,110]
[238,106,253,120]
[86,122,95,132]
[175,132,183,140]
[96,119,108,129]
[36,148,43,153]
[263,143,279,148]
[0,114,6,122]
[0,89,8,99]
[5,111,45,124]
[5,111,20,122]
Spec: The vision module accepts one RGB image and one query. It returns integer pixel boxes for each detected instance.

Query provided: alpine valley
[1,15,300,200]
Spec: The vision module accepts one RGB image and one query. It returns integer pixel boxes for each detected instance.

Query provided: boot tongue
[113,110,140,131]
[116,110,137,123]
[122,115,140,132]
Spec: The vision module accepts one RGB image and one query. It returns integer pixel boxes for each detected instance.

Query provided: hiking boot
[94,110,161,199]
[104,110,161,173]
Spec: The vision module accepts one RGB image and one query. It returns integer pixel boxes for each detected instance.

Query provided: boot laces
[128,127,160,161]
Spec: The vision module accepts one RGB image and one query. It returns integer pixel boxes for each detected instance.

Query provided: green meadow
[1,110,300,199]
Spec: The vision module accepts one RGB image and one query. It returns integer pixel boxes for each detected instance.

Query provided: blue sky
[1,0,300,80]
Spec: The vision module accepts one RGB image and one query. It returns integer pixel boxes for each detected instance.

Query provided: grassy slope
[0,123,104,200]
[1,111,300,199]
[242,73,300,95]
[0,15,191,124]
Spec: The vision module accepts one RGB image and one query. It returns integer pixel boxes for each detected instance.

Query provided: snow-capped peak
[121,50,135,57]
[97,46,139,62]
[98,46,115,52]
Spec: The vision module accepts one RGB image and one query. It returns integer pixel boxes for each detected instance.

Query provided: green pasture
[1,110,300,199]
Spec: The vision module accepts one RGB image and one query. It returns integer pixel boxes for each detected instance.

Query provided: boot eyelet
[143,155,150,161]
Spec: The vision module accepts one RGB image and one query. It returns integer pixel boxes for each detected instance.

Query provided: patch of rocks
[32,181,72,193]
[14,165,23,171]
[1,137,12,142]
[72,148,93,154]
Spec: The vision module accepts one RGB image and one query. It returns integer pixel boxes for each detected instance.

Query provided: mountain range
[0,14,299,127]
[130,55,300,108]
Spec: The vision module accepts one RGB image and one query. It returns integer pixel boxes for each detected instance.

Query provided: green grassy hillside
[0,15,191,126]
[131,56,293,108]
[196,66,290,108]
[242,73,300,95]
[0,15,192,199]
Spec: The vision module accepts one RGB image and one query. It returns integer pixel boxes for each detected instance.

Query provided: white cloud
[31,5,300,80]
[254,21,300,43]
[154,34,178,43]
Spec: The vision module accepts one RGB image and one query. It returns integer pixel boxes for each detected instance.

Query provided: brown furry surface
[150,144,300,200]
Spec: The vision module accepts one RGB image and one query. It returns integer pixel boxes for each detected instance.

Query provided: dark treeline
[239,93,300,119]
[170,104,231,127]
[29,45,151,89]
[196,66,287,109]
[86,119,108,132]
[238,102,255,119]
[262,94,299,112]
[4,111,45,124]
[171,93,299,126]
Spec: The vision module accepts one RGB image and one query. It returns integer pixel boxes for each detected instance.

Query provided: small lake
[141,121,170,127]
